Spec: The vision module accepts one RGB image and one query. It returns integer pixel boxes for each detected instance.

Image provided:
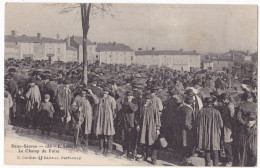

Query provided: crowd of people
[4,59,257,166]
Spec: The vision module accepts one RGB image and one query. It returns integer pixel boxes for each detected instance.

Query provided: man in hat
[210,85,223,106]
[86,79,103,136]
[8,67,17,76]
[176,96,196,164]
[55,82,73,137]
[148,83,163,112]
[73,82,87,97]
[88,87,116,156]
[233,92,257,166]
[119,78,132,94]
[146,75,153,89]
[161,88,181,149]
[185,88,203,120]
[40,75,56,103]
[56,70,65,84]
[87,80,102,98]
[197,97,223,166]
[138,93,162,165]
[71,89,93,149]
[25,79,41,129]
[110,79,118,98]
[219,93,235,166]
[117,91,138,159]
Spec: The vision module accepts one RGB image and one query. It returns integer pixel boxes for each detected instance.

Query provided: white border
[0,1,259,168]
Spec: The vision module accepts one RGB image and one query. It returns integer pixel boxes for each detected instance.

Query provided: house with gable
[5,31,66,63]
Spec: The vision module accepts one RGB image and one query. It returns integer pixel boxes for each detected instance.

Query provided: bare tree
[81,3,91,85]
[58,3,116,85]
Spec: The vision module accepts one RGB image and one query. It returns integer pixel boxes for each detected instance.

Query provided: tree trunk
[81,3,91,85]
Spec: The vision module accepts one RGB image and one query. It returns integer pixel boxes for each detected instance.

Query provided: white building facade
[135,49,201,72]
[5,31,67,63]
[96,42,135,65]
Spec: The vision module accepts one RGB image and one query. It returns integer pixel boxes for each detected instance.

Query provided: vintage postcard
[4,2,258,166]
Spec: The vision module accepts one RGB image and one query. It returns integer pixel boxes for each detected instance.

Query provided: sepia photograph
[3,1,258,167]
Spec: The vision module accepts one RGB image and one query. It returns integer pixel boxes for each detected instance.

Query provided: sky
[5,3,258,54]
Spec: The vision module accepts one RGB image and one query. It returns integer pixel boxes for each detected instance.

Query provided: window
[96,55,98,58]
[131,56,133,61]
[110,55,112,58]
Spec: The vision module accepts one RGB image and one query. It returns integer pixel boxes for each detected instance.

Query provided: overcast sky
[5,3,258,54]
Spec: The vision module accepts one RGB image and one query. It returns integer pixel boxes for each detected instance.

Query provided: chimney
[180,48,183,52]
[57,34,60,40]
[37,33,42,39]
[247,50,249,55]
[152,47,155,51]
[93,42,96,45]
[11,30,16,37]
[138,48,142,51]
[229,49,232,52]
[113,42,116,45]
[193,50,196,53]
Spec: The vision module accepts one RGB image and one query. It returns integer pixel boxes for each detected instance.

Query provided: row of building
[5,31,201,72]
[202,50,257,71]
[5,31,136,66]
[5,31,256,72]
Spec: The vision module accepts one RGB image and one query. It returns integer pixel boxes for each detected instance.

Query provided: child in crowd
[40,94,55,136]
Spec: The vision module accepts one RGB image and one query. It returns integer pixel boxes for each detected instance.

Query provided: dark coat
[162,97,180,128]
[117,98,138,128]
[71,95,93,134]
[92,94,117,136]
[219,102,235,143]
[236,101,257,128]
[87,85,103,98]
[139,97,162,145]
[132,96,146,127]
[176,104,196,147]
[6,79,18,98]
[197,106,223,150]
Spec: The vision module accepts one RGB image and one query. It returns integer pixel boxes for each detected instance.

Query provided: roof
[66,46,77,51]
[71,36,94,45]
[201,59,213,63]
[96,42,134,52]
[135,50,199,56]
[135,50,157,55]
[5,35,65,43]
[220,51,247,57]
[212,58,233,62]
